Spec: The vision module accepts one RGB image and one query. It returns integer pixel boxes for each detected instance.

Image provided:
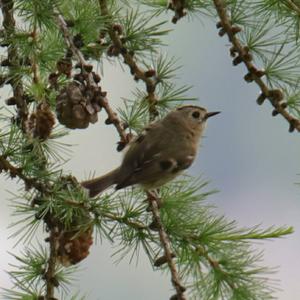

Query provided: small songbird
[81,105,220,197]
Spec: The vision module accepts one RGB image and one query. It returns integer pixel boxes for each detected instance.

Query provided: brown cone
[56,226,93,266]
[27,102,55,140]
[56,81,101,129]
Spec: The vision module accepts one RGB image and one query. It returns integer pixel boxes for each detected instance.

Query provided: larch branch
[213,0,300,132]
[1,0,28,131]
[54,10,128,145]
[98,0,159,120]
[147,191,187,300]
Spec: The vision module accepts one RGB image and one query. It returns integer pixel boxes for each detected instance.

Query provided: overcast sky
[1,11,300,300]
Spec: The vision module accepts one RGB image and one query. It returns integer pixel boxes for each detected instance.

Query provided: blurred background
[1,13,300,300]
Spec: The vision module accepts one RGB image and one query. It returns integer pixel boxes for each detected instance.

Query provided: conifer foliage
[0,0,297,299]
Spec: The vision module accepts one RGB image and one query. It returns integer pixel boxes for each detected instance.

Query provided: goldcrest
[82,105,220,197]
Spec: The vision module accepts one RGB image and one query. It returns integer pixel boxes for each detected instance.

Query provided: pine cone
[56,81,101,129]
[40,176,94,266]
[56,226,93,266]
[56,58,72,78]
[27,102,55,140]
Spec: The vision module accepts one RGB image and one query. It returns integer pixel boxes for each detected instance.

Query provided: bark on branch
[213,0,300,132]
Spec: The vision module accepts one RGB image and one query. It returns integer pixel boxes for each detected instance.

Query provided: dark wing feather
[116,123,172,188]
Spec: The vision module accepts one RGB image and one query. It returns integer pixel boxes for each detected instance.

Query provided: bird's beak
[205,111,221,119]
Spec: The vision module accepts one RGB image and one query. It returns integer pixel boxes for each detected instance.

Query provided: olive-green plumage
[81,105,219,197]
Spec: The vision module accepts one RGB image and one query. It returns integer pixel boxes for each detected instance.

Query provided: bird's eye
[192,111,200,119]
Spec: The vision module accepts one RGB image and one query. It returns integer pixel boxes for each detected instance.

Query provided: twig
[54,10,128,144]
[64,199,148,230]
[104,212,148,230]
[97,2,187,297]
[44,230,58,300]
[0,155,49,192]
[1,152,147,231]
[285,0,300,14]
[1,4,57,290]
[147,191,187,300]
[213,0,300,132]
[97,2,188,297]
[1,0,28,131]
[30,25,40,85]
[202,249,237,290]
[168,0,187,24]
[98,0,159,120]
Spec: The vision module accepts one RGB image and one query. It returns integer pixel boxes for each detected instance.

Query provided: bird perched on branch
[82,105,220,197]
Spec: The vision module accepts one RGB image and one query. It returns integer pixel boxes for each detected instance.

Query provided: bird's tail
[81,167,120,197]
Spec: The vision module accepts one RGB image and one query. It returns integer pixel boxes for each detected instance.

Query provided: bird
[81,105,220,197]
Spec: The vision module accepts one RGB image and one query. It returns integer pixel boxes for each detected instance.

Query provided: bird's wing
[116,124,170,188]
[115,124,195,189]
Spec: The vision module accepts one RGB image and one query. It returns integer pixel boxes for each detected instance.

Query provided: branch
[44,230,58,300]
[202,249,237,290]
[1,0,28,131]
[0,155,50,192]
[1,152,147,235]
[147,191,187,300]
[53,10,128,145]
[30,23,40,85]
[98,0,159,120]
[104,212,148,230]
[168,0,187,24]
[285,0,300,14]
[97,2,189,297]
[65,199,148,230]
[0,157,58,295]
[97,2,188,296]
[213,0,300,132]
